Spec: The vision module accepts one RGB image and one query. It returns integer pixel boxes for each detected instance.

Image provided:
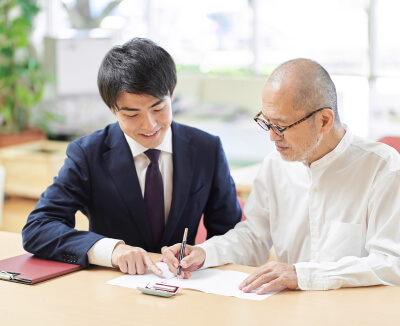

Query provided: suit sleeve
[22,141,105,266]
[202,136,242,239]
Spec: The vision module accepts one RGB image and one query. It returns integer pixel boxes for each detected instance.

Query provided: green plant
[0,0,45,133]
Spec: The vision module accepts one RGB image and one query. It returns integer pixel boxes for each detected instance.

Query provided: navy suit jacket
[22,121,242,266]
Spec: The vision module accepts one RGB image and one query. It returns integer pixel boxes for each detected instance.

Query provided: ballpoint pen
[177,228,188,280]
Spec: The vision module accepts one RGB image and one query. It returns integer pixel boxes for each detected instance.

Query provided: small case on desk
[0,253,84,285]
[138,282,180,297]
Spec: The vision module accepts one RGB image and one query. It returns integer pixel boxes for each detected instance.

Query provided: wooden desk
[1,231,399,326]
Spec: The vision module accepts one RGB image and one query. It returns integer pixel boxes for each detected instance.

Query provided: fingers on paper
[112,244,161,275]
[239,266,276,293]
[239,262,297,294]
[144,254,162,275]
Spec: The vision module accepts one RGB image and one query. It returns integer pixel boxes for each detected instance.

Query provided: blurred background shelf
[0,196,88,233]
[0,140,68,199]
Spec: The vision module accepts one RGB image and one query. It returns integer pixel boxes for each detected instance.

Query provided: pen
[177,228,188,280]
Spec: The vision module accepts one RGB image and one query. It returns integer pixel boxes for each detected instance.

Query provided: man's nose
[269,129,282,141]
[141,114,156,130]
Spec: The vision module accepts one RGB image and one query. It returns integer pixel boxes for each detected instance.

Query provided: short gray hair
[268,59,340,124]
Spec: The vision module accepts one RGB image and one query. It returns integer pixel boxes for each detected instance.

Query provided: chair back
[378,136,400,154]
[195,196,246,245]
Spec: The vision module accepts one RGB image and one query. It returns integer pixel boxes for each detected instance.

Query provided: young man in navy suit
[22,38,242,275]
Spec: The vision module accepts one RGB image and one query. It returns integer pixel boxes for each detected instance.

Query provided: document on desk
[106,262,284,301]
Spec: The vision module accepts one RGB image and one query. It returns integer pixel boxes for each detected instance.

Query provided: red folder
[0,253,84,284]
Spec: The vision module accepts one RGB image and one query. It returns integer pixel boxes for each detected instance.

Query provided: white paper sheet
[106,262,284,301]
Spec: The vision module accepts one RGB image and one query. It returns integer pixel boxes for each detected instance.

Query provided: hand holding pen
[160,242,207,279]
[177,228,188,280]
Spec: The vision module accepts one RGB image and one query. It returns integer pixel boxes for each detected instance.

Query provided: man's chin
[280,154,296,162]
[278,149,297,162]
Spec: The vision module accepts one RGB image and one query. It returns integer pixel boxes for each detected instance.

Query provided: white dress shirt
[198,128,400,290]
[87,127,173,267]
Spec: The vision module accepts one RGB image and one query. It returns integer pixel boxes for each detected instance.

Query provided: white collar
[309,124,352,169]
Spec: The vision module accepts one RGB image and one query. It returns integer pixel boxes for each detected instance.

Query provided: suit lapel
[160,122,195,246]
[102,123,154,251]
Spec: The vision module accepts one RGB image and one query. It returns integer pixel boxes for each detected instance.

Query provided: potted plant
[0,0,47,146]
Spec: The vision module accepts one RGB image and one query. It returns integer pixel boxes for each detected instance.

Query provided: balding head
[266,59,340,124]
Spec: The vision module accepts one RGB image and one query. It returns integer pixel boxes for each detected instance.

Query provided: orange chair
[378,136,400,154]
[195,196,246,245]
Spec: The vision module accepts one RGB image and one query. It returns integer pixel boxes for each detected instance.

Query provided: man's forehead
[261,93,299,124]
[263,76,294,94]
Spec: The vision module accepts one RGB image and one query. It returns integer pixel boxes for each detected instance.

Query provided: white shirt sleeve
[198,163,273,269]
[87,238,125,267]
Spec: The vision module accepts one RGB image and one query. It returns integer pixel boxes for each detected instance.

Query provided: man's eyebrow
[118,107,139,112]
[262,112,286,124]
[150,98,165,108]
[118,98,166,111]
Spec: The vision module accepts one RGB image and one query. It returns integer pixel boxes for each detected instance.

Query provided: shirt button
[311,252,317,260]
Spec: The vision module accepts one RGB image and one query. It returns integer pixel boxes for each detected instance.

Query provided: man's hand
[111,243,162,276]
[160,244,206,278]
[239,261,298,294]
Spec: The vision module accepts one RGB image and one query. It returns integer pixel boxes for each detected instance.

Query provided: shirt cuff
[294,262,335,290]
[87,238,124,267]
[196,242,219,269]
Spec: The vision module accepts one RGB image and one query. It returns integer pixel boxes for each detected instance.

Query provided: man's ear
[319,109,334,134]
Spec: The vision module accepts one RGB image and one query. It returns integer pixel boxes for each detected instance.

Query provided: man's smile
[140,129,160,137]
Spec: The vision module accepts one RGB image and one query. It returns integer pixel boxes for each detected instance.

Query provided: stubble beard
[277,125,322,164]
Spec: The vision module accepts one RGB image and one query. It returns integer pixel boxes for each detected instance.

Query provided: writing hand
[239,261,298,294]
[111,243,162,276]
[160,244,206,279]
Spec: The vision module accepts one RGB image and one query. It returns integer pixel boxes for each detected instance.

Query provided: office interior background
[24,0,400,163]
[1,0,400,229]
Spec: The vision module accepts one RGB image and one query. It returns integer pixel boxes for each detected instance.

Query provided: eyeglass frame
[253,107,332,138]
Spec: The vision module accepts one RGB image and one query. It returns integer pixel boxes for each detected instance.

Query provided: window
[256,0,369,75]
[43,0,400,143]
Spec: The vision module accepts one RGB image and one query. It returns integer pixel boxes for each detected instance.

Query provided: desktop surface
[1,231,399,326]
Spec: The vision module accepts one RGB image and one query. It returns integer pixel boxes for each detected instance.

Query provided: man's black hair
[98,37,177,111]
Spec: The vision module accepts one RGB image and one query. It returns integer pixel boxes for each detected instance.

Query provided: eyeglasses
[253,107,332,138]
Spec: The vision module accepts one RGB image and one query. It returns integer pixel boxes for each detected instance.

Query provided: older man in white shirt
[161,58,400,292]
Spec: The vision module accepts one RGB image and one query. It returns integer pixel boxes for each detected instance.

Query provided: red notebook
[0,253,84,284]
